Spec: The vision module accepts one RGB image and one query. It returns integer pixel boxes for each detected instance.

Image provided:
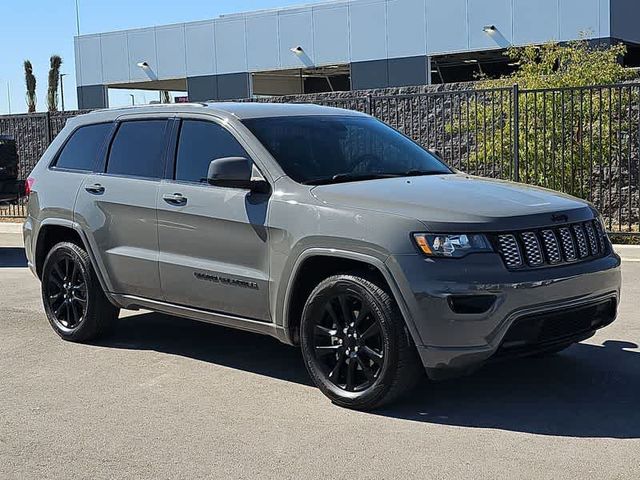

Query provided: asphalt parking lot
[1,226,639,480]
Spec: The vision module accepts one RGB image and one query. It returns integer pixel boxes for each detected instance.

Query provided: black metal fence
[0,111,86,218]
[1,85,639,235]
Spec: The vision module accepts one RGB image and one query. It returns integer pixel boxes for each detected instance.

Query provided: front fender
[277,247,421,347]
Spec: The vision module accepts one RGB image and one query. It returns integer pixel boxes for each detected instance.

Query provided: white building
[74,0,640,108]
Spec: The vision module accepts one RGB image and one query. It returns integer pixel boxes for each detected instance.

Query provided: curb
[0,223,23,234]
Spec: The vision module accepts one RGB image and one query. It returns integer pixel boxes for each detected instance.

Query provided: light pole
[59,74,67,112]
[129,94,135,106]
[7,82,11,114]
[75,0,81,36]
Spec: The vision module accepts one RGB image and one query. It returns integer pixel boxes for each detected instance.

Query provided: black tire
[41,241,119,342]
[300,274,422,410]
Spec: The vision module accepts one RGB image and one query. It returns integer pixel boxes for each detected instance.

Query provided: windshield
[242,115,452,184]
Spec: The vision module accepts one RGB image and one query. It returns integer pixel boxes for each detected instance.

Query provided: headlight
[413,233,493,258]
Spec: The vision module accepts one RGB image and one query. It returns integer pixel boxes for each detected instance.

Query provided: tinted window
[106,120,167,178]
[55,123,111,171]
[243,116,451,184]
[175,120,248,183]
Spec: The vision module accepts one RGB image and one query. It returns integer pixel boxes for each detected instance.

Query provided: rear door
[157,117,271,321]
[75,117,171,300]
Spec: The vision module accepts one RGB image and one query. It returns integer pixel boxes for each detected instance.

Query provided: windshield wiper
[302,173,402,186]
[398,169,451,177]
[302,169,450,186]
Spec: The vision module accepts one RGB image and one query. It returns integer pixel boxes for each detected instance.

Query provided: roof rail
[90,102,208,113]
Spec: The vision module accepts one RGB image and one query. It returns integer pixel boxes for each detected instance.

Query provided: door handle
[85,184,105,194]
[162,193,187,206]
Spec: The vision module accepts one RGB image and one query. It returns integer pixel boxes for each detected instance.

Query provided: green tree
[47,55,63,112]
[457,39,636,200]
[24,60,37,113]
[493,40,632,89]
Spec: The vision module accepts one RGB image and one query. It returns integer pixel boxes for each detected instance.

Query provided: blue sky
[0,0,325,114]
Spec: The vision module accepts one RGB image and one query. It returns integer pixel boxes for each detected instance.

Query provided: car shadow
[98,311,313,387]
[99,312,640,439]
[0,247,28,268]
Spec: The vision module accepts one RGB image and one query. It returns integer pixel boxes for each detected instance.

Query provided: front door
[157,118,271,321]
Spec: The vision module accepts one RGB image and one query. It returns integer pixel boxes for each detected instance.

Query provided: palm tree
[24,60,37,113]
[47,55,63,112]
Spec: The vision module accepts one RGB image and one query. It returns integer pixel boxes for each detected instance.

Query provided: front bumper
[385,251,622,379]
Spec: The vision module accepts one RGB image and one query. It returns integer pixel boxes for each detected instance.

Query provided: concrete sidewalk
[0,222,23,234]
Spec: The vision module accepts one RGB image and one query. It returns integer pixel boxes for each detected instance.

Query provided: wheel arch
[34,219,115,300]
[282,248,419,347]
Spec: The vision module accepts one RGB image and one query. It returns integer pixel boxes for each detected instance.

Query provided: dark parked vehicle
[23,103,621,409]
[0,136,25,203]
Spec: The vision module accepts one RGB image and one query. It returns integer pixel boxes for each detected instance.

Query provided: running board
[111,294,283,340]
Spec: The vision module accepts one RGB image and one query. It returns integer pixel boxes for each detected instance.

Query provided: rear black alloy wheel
[42,242,119,342]
[301,274,422,410]
[312,293,385,392]
[44,254,88,331]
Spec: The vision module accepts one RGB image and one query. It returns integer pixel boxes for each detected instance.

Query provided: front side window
[242,115,452,184]
[175,120,248,183]
[106,120,167,179]
[55,123,112,171]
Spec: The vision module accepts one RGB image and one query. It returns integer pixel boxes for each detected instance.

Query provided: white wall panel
[156,25,186,79]
[246,13,280,71]
[77,0,622,88]
[468,0,512,50]
[215,18,247,74]
[77,35,103,86]
[426,0,468,54]
[278,8,315,68]
[101,32,129,84]
[513,0,559,45]
[599,0,610,37]
[560,0,600,41]
[185,21,215,77]
[313,4,350,65]
[127,28,158,82]
[387,0,426,59]
[350,1,387,62]
[74,38,82,86]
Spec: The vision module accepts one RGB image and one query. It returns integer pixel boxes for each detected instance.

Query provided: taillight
[25,177,35,197]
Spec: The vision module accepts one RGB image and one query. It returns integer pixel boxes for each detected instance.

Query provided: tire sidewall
[300,276,401,408]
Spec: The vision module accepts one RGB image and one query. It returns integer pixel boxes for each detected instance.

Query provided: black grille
[584,222,599,255]
[496,298,617,357]
[497,234,523,268]
[559,227,577,261]
[496,220,608,270]
[593,219,607,252]
[540,230,562,264]
[521,232,543,266]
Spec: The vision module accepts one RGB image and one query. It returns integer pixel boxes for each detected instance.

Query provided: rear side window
[106,120,167,179]
[55,123,112,171]
[175,120,248,183]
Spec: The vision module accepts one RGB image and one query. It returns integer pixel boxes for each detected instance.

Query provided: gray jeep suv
[24,103,621,410]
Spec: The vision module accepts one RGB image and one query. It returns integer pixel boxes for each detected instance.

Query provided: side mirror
[207,157,270,193]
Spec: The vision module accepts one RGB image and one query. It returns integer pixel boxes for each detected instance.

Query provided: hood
[310,174,595,232]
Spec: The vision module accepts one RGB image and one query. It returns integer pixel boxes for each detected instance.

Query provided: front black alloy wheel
[301,274,422,410]
[42,242,119,342]
[312,293,385,392]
